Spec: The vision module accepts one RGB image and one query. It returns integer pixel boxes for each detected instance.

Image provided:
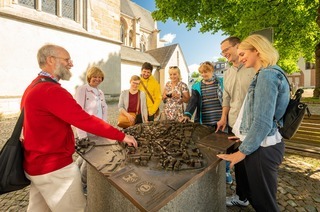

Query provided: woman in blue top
[218,34,290,211]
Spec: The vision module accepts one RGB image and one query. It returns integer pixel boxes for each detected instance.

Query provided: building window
[120,24,125,43]
[129,30,133,47]
[120,18,128,45]
[140,43,145,52]
[140,35,146,52]
[19,0,35,8]
[18,0,80,22]
[42,0,56,16]
[62,0,75,20]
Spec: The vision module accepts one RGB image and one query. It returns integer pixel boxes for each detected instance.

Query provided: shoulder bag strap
[140,80,154,104]
[33,76,58,86]
[271,67,291,91]
[136,91,140,115]
[10,109,24,142]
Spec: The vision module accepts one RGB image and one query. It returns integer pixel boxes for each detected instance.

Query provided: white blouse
[232,95,282,148]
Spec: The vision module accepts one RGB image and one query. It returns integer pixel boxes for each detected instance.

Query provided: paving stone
[286,205,297,212]
[278,186,287,194]
[279,205,286,211]
[296,207,307,212]
[305,205,318,212]
[287,193,295,200]
[288,180,299,187]
[295,200,304,207]
[304,200,314,206]
[312,196,320,203]
[278,199,288,207]
[288,200,298,207]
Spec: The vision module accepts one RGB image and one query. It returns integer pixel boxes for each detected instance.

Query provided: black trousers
[227,127,250,202]
[135,114,143,124]
[234,159,249,201]
[245,141,285,212]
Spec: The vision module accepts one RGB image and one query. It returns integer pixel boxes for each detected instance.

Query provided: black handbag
[278,89,311,139]
[0,109,30,194]
[273,68,311,139]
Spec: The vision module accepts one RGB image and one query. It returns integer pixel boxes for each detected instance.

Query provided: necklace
[203,75,216,83]
[202,79,215,84]
[203,78,213,83]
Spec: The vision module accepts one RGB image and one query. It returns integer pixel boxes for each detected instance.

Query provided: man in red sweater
[21,44,137,212]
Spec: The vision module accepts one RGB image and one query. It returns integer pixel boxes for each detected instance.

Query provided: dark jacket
[184,74,223,124]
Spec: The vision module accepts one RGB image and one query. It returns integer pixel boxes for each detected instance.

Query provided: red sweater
[21,76,125,175]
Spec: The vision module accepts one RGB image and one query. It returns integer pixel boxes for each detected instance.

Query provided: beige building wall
[90,0,120,40]
[120,62,142,91]
[0,0,122,97]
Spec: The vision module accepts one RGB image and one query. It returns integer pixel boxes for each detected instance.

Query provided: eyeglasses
[169,66,178,69]
[132,81,140,85]
[52,56,73,64]
[220,44,236,56]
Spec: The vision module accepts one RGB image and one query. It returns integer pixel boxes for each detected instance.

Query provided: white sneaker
[226,194,249,207]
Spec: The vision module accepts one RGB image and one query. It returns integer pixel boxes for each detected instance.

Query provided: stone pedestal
[81,129,233,211]
[87,159,226,211]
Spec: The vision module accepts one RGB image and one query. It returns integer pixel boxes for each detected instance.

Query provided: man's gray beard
[54,63,72,81]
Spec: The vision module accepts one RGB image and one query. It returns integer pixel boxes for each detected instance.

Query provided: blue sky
[131,0,228,72]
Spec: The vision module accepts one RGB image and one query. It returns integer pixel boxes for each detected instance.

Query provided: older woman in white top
[75,67,108,138]
[118,75,148,125]
[74,66,108,194]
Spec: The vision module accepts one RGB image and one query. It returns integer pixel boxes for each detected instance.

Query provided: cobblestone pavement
[0,102,320,212]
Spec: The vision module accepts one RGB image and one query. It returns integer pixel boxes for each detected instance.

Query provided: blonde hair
[239,34,279,68]
[169,66,182,81]
[198,61,214,73]
[86,67,104,83]
[130,75,140,82]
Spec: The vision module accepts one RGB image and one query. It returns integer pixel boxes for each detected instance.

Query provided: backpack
[274,70,311,139]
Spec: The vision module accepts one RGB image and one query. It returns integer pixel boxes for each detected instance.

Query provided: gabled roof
[146,44,179,68]
[120,0,155,32]
[120,0,135,17]
[121,46,160,67]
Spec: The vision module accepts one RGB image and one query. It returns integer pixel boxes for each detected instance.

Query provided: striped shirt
[201,81,222,126]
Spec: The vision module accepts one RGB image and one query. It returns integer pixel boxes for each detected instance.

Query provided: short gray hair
[37,44,61,68]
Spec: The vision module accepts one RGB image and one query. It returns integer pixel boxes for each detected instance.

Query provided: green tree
[217,57,227,62]
[191,71,200,78]
[153,0,320,97]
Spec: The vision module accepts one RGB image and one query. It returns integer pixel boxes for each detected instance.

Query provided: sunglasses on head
[200,61,214,67]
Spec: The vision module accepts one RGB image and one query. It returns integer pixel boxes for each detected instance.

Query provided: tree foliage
[152,0,320,73]
[217,57,227,62]
[191,71,200,78]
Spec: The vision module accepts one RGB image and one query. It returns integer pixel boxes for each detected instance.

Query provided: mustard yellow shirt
[139,75,161,116]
